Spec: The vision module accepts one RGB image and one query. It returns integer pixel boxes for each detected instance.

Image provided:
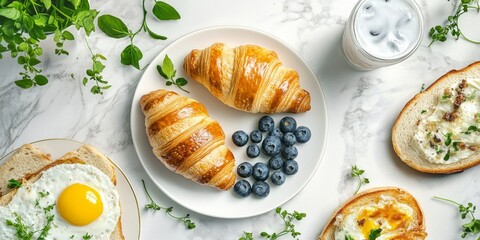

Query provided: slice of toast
[0,144,53,196]
[319,187,427,240]
[392,61,480,173]
[0,145,124,240]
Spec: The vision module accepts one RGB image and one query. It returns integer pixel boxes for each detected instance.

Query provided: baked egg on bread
[319,187,427,240]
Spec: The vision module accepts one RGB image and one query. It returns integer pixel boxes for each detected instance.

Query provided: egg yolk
[356,203,412,238]
[57,183,103,226]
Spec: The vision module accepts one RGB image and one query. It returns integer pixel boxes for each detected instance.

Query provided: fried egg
[334,195,414,240]
[0,164,120,239]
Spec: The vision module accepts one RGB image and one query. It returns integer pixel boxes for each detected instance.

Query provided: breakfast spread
[0,144,123,239]
[231,116,311,198]
[393,62,480,174]
[318,187,427,240]
[342,0,424,70]
[183,43,311,113]
[139,89,236,190]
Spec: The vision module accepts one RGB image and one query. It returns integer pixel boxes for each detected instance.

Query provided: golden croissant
[140,89,236,190]
[183,43,311,113]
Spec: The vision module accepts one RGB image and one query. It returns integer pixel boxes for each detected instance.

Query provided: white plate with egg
[130,26,328,218]
[0,139,140,239]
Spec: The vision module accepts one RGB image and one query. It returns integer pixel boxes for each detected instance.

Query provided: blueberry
[270,171,286,186]
[282,132,297,146]
[237,162,253,177]
[232,130,249,147]
[246,144,260,158]
[268,155,284,170]
[252,162,270,181]
[251,181,270,198]
[283,160,298,175]
[294,126,311,143]
[279,117,297,133]
[250,130,263,143]
[258,116,275,132]
[269,127,283,139]
[233,180,251,197]
[281,146,298,160]
[261,135,282,156]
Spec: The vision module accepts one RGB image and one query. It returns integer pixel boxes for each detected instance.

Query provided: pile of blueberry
[231,116,311,198]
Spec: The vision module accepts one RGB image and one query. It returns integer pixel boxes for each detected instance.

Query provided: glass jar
[342,0,424,70]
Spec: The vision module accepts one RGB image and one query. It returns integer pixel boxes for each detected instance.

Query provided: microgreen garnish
[463,125,479,135]
[7,179,21,189]
[345,235,355,240]
[444,150,451,161]
[0,0,99,89]
[83,39,110,94]
[142,180,196,229]
[453,142,460,151]
[258,207,306,240]
[434,196,480,238]
[429,0,480,46]
[368,228,382,240]
[240,232,254,240]
[421,110,427,114]
[444,132,453,146]
[5,213,34,239]
[157,54,189,93]
[98,0,180,69]
[82,233,92,240]
[351,165,370,194]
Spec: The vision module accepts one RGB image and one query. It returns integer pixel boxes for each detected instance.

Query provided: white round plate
[131,26,328,218]
[0,139,141,240]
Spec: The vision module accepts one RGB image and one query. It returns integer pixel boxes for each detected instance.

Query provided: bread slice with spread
[318,187,427,240]
[0,144,124,240]
[392,61,480,173]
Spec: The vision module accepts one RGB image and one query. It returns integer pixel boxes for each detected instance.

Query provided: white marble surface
[1,0,480,239]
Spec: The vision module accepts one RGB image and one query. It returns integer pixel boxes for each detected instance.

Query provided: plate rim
[130,25,329,219]
[0,138,141,240]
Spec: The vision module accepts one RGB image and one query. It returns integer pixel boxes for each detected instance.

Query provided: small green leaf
[34,75,48,86]
[95,54,107,60]
[7,179,21,189]
[175,77,188,86]
[62,31,75,40]
[68,0,81,9]
[152,1,181,20]
[93,61,105,73]
[146,25,167,40]
[15,79,33,89]
[41,0,52,9]
[120,44,143,69]
[161,54,174,79]
[0,8,21,20]
[368,228,382,240]
[82,77,88,85]
[98,14,130,38]
[22,14,35,31]
[165,81,173,86]
[156,65,168,79]
[32,15,47,27]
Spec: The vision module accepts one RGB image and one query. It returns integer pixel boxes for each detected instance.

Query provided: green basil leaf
[175,77,188,86]
[6,2,23,10]
[68,0,81,9]
[156,65,168,79]
[161,54,174,79]
[15,79,33,89]
[62,30,75,40]
[33,15,48,27]
[146,25,167,40]
[0,8,21,20]
[98,14,129,38]
[34,75,48,86]
[29,58,41,66]
[82,77,88,85]
[120,44,143,69]
[93,61,105,73]
[17,56,26,64]
[0,0,8,6]
[22,15,35,31]
[41,0,52,10]
[152,1,181,20]
[95,54,107,60]
[82,14,95,36]
[29,26,47,40]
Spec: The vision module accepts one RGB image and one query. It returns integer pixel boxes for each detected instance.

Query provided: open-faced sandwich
[392,61,480,173]
[319,187,427,240]
[0,144,124,239]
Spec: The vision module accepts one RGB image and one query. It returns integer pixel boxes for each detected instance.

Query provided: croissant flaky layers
[140,89,236,190]
[183,43,311,113]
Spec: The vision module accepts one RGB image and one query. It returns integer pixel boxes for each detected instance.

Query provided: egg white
[0,164,120,239]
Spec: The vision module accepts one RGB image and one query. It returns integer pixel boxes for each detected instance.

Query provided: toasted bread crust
[318,187,426,240]
[392,61,480,174]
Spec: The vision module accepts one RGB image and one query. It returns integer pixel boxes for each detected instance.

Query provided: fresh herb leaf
[7,179,21,189]
[142,180,196,229]
[152,1,181,20]
[5,213,34,239]
[121,44,143,69]
[444,132,453,146]
[239,231,254,240]
[421,109,427,114]
[368,228,382,240]
[0,8,21,19]
[420,83,426,93]
[453,142,460,151]
[345,235,355,240]
[82,233,93,240]
[97,15,130,38]
[444,150,451,161]
[256,207,306,240]
[156,54,190,93]
[84,39,111,94]
[434,196,480,238]
[463,125,479,134]
[429,0,480,46]
[351,165,369,194]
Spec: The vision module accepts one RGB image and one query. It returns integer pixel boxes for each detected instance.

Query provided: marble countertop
[1,0,480,239]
